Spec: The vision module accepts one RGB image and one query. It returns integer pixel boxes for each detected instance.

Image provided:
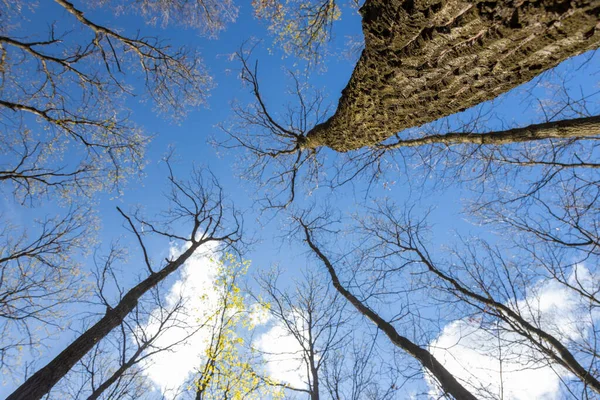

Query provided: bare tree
[6,164,243,400]
[354,201,600,397]
[252,267,350,400]
[0,206,90,379]
[321,335,399,400]
[52,278,206,400]
[70,249,230,400]
[297,223,476,399]
[0,0,218,202]
[285,213,478,399]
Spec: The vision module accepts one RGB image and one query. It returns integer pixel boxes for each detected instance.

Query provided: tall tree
[252,267,350,399]
[356,202,600,396]
[292,212,479,400]
[6,165,242,400]
[53,249,212,400]
[293,197,600,397]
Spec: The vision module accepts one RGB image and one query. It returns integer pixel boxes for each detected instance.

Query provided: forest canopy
[1,0,600,399]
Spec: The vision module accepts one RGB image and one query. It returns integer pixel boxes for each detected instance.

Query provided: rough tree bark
[302,0,600,152]
[380,115,600,149]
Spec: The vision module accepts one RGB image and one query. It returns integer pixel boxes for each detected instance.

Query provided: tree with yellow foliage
[191,254,284,400]
[252,0,343,68]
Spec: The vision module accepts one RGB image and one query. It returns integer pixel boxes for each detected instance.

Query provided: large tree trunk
[303,0,600,152]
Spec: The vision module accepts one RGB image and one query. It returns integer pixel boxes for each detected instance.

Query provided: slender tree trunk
[310,358,320,400]
[380,115,600,149]
[303,0,600,152]
[7,243,201,400]
[195,358,217,400]
[308,326,320,400]
[195,303,229,400]
[300,223,478,400]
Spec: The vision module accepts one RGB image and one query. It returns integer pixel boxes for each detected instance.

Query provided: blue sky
[2,1,600,398]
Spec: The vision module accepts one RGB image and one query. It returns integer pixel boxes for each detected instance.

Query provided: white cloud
[430,320,566,399]
[139,244,310,396]
[428,265,597,399]
[255,310,310,390]
[138,243,222,395]
[248,302,273,327]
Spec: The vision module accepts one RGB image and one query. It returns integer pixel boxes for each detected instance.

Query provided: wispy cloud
[255,311,310,390]
[428,265,597,399]
[139,244,222,395]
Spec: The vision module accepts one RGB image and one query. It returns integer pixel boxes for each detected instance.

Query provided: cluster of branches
[4,162,242,400]
[252,0,346,68]
[0,0,224,202]
[0,206,90,378]
[219,44,330,209]
[99,0,239,35]
[0,0,343,203]
[0,1,354,398]
[249,266,400,400]
[280,187,600,398]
